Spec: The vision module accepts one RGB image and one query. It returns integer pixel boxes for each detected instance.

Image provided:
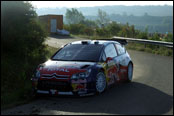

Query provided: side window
[115,44,126,55]
[101,52,106,62]
[104,44,117,58]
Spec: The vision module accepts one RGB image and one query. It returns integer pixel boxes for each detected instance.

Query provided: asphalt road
[1,36,173,115]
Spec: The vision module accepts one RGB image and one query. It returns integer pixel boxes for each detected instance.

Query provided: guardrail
[112,36,173,48]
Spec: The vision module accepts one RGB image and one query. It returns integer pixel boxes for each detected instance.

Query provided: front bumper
[36,89,95,96]
[32,78,96,96]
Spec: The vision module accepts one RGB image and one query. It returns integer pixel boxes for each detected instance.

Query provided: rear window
[51,44,103,62]
[115,44,126,55]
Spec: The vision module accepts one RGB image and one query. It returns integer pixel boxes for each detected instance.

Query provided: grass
[45,45,59,58]
[125,42,173,57]
[1,45,59,110]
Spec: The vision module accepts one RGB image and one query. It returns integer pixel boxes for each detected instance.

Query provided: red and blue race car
[31,40,133,96]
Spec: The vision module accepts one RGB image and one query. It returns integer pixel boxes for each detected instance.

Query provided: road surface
[1,35,173,115]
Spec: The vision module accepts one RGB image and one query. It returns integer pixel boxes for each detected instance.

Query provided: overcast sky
[30,1,173,9]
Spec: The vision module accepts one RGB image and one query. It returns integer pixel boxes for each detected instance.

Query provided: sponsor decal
[47,67,69,72]
[80,93,95,96]
[72,83,87,92]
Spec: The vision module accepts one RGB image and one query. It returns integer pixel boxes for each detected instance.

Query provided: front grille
[41,73,69,79]
[37,80,72,91]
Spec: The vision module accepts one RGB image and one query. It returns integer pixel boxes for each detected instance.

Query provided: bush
[1,1,49,107]
[96,28,110,37]
[106,22,121,36]
[68,24,85,34]
[84,27,95,36]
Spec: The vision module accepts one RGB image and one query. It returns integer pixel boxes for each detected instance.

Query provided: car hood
[39,60,96,78]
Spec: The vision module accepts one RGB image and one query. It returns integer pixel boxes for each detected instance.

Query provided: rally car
[31,39,133,96]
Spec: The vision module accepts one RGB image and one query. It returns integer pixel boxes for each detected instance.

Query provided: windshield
[51,44,103,62]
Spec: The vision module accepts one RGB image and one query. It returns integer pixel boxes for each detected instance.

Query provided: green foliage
[136,31,148,39]
[150,33,160,41]
[80,19,98,28]
[126,43,173,56]
[68,24,86,34]
[96,27,110,37]
[1,1,49,107]
[106,21,121,36]
[65,8,85,24]
[164,32,173,42]
[83,27,95,36]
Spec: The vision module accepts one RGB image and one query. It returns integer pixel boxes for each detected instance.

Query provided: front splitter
[36,90,95,96]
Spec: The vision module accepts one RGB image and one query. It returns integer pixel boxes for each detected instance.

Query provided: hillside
[36,5,173,33]
[36,5,173,16]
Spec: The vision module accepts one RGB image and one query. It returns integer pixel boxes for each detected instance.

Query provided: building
[39,14,63,33]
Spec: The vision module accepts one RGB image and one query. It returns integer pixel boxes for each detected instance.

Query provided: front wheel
[96,72,107,94]
[127,63,133,82]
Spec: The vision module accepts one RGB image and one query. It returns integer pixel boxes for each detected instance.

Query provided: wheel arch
[129,61,133,67]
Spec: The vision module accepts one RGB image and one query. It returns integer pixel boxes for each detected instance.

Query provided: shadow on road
[49,34,74,39]
[40,82,173,115]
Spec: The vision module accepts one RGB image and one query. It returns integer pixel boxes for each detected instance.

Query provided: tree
[107,21,121,36]
[80,19,98,28]
[96,9,110,27]
[1,1,47,55]
[65,8,85,24]
[1,1,48,103]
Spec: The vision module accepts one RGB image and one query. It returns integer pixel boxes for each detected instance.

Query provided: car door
[114,43,127,81]
[103,43,120,85]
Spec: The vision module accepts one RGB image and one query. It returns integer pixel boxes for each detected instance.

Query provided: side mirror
[106,57,113,63]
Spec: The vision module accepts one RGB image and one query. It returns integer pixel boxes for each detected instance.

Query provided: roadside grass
[45,45,59,59]
[125,43,173,57]
[1,45,59,110]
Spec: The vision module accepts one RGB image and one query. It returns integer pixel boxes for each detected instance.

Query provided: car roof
[70,40,120,46]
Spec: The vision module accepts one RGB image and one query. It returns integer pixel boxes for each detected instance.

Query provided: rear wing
[96,36,173,48]
[96,38,128,45]
[112,36,173,48]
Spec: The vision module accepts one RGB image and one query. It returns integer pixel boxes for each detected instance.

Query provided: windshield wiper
[51,59,70,61]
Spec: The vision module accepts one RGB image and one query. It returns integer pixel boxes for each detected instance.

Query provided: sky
[30,1,173,9]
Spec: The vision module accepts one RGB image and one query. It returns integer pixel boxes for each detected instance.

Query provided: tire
[127,63,133,82]
[95,72,107,94]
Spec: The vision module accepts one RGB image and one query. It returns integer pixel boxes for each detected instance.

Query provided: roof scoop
[81,40,91,44]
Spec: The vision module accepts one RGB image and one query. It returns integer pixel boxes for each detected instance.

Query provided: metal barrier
[112,36,173,48]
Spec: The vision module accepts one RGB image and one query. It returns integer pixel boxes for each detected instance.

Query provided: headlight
[35,70,40,78]
[71,69,91,79]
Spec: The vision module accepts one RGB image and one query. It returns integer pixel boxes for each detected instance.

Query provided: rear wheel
[127,63,133,82]
[96,72,107,94]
